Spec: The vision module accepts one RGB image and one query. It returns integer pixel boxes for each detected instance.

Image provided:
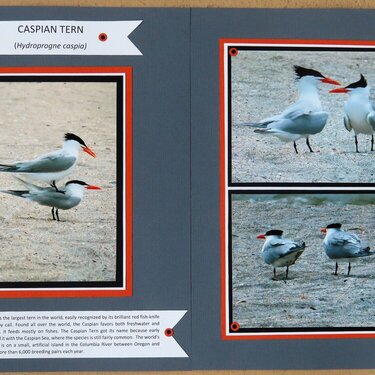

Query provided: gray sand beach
[231,194,375,328]
[231,50,375,183]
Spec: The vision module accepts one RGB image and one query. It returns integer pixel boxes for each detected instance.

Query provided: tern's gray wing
[12,154,76,173]
[324,231,369,258]
[263,238,305,265]
[281,96,322,118]
[344,114,352,132]
[28,189,81,210]
[256,111,328,135]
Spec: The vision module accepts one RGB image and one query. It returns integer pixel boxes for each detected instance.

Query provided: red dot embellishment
[98,33,108,42]
[230,322,240,331]
[229,48,238,56]
[164,328,174,337]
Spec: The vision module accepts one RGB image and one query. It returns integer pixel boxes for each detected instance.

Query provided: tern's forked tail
[0,189,28,198]
[238,121,271,128]
[0,163,18,172]
[358,246,373,256]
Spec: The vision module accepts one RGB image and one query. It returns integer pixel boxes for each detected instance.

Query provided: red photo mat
[220,39,375,340]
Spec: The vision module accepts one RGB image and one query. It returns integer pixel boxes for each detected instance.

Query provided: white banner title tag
[0,20,143,55]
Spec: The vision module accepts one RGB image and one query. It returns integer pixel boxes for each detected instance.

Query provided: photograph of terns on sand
[227,42,375,184]
[230,191,375,332]
[0,67,129,295]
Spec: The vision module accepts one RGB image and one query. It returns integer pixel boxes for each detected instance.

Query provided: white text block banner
[0,20,143,55]
[0,310,188,358]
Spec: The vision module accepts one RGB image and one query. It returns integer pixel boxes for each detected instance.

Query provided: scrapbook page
[0,5,374,372]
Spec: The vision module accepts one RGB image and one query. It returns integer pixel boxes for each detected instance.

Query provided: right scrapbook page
[191,8,375,371]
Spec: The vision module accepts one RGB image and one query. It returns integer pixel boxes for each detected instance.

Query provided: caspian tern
[241,65,340,153]
[321,223,374,276]
[0,178,101,221]
[257,229,305,280]
[330,74,375,152]
[0,133,96,190]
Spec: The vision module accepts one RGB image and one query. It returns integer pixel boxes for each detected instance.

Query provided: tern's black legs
[51,207,60,222]
[353,135,374,152]
[306,138,314,152]
[272,268,290,281]
[334,262,338,276]
[293,141,298,154]
[353,135,375,152]
[293,139,314,153]
[333,262,352,276]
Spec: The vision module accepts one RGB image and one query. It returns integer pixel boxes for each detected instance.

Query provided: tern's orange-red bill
[321,77,341,86]
[329,87,349,93]
[83,146,97,158]
[86,185,101,190]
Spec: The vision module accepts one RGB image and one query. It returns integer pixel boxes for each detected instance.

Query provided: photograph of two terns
[228,47,375,333]
[0,78,118,286]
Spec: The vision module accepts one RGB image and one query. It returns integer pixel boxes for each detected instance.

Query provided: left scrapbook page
[0,7,191,372]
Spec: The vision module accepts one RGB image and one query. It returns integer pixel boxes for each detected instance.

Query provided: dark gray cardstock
[191,8,375,372]
[0,6,374,372]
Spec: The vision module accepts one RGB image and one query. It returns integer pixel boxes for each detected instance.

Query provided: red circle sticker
[98,33,108,42]
[230,322,240,331]
[164,328,174,337]
[229,48,238,57]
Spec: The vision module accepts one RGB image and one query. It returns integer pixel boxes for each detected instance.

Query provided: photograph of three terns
[230,48,375,329]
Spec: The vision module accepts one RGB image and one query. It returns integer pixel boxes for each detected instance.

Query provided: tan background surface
[0,0,374,7]
[0,0,374,374]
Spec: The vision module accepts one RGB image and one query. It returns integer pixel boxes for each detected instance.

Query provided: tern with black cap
[321,223,374,276]
[257,229,306,280]
[330,74,375,152]
[0,177,101,221]
[0,133,96,191]
[240,65,340,153]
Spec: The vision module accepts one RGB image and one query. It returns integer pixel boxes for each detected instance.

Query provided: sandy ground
[231,194,375,328]
[0,81,117,282]
[231,50,375,183]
